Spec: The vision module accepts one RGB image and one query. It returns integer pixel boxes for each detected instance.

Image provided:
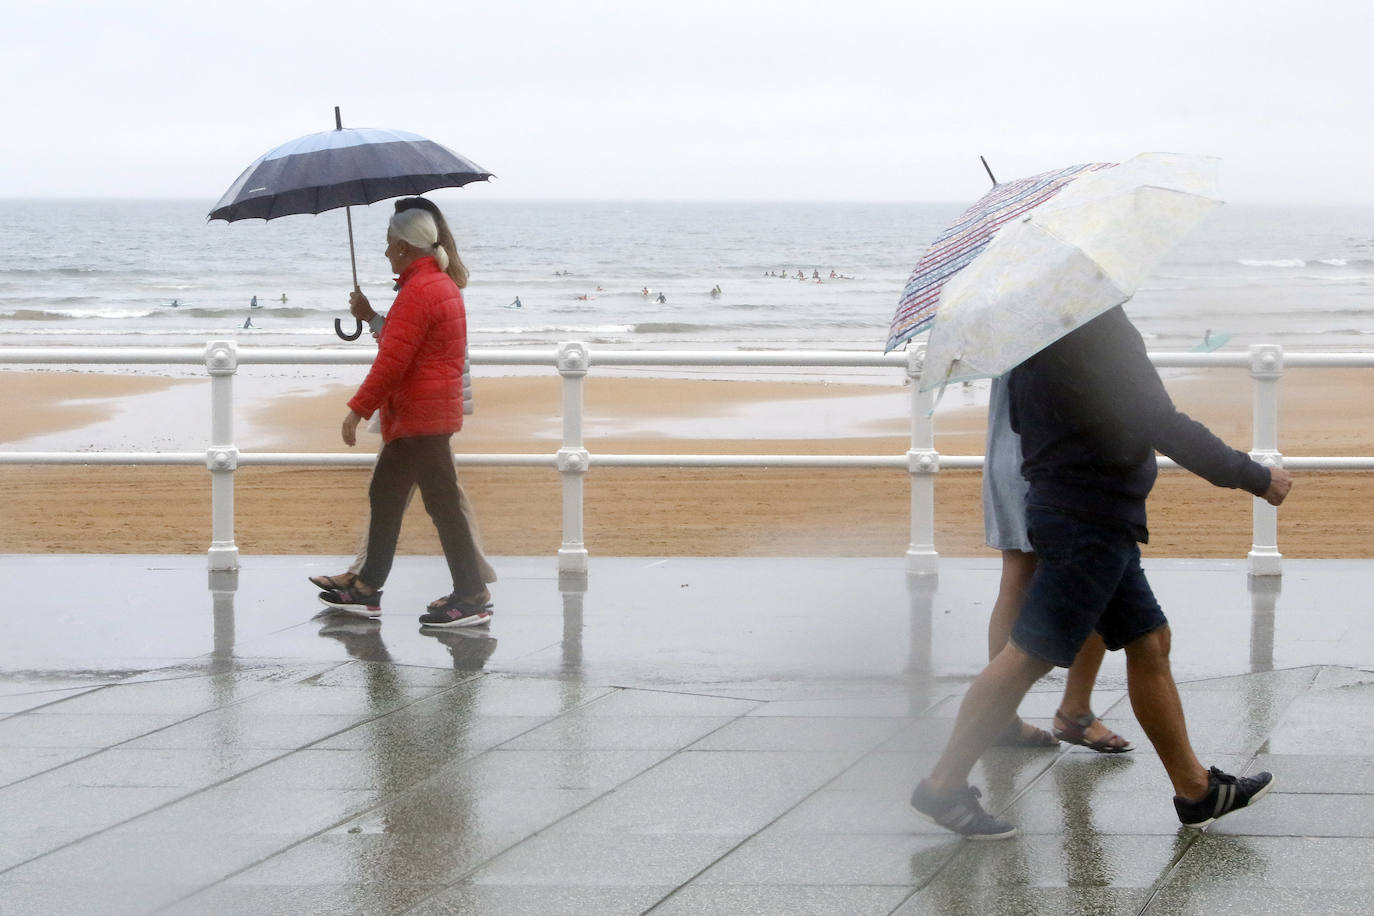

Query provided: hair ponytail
[392,198,468,288]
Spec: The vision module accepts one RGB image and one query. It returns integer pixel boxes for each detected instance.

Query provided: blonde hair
[393,198,469,288]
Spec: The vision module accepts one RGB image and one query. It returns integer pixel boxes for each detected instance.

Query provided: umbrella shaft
[345,205,359,291]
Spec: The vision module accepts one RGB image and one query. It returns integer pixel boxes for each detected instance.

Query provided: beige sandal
[308,572,356,590]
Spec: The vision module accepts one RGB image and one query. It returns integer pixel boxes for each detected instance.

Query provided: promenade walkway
[3,554,1372,915]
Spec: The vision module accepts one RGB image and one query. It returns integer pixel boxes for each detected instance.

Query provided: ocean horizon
[2,196,1372,358]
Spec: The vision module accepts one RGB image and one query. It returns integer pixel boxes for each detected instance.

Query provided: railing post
[204,341,240,572]
[906,345,939,576]
[1248,344,1284,577]
[556,341,590,574]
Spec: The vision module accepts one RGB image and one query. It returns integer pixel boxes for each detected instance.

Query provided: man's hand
[342,410,362,447]
[1262,466,1293,506]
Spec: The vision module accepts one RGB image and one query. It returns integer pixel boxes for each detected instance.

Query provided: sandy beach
[2,367,1371,559]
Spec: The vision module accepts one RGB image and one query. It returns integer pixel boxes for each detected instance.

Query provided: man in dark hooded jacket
[911,305,1293,839]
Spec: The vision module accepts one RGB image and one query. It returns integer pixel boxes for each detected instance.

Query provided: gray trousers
[347,479,498,585]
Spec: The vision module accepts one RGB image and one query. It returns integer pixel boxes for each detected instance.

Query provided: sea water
[2,197,1372,358]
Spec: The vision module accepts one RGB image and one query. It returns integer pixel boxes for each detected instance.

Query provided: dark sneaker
[419,594,493,628]
[1174,766,1274,828]
[318,586,382,617]
[910,780,1017,840]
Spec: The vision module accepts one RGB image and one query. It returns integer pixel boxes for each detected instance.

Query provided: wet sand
[1,368,1370,558]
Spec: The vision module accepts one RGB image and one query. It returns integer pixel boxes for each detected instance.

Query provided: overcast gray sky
[5,0,1371,204]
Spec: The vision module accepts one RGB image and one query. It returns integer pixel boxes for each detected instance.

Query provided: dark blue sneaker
[317,586,382,617]
[911,780,1017,840]
[1175,766,1273,828]
[419,593,493,628]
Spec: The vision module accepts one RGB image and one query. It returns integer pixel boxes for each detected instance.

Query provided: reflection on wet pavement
[2,555,1373,913]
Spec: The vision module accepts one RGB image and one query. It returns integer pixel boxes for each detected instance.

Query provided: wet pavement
[3,553,1373,915]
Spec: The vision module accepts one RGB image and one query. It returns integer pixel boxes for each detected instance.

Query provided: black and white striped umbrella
[209,108,492,338]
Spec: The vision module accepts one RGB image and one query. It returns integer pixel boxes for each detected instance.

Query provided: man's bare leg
[1122,626,1209,800]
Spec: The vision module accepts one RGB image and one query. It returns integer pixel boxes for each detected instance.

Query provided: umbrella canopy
[208,109,492,339]
[208,126,492,222]
[905,152,1221,391]
[885,161,1113,353]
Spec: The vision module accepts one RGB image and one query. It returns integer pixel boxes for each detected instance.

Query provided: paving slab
[1,553,1372,914]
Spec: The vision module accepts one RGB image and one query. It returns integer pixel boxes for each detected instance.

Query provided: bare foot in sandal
[1053,709,1132,753]
[993,717,1059,748]
[308,572,356,590]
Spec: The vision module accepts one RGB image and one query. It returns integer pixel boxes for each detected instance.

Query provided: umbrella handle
[336,198,364,340]
[335,317,364,341]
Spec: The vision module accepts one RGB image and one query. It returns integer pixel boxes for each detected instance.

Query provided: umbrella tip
[334,106,343,130]
[979,155,998,187]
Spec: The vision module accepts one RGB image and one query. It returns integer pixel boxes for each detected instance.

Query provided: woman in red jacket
[308,198,497,599]
[318,205,492,627]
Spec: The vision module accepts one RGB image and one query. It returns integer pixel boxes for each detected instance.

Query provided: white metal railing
[3,341,1372,577]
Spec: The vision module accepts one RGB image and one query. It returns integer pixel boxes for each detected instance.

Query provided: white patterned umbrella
[887,152,1222,392]
[885,160,1112,353]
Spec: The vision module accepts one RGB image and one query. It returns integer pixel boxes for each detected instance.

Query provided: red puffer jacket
[348,257,466,443]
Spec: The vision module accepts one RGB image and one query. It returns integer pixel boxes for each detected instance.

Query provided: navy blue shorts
[1010,507,1169,668]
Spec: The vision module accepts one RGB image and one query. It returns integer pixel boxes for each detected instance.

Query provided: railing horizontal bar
[232,349,563,367]
[0,452,205,465]
[588,454,908,469]
[1280,353,1374,368]
[1150,351,1374,370]
[0,346,910,370]
[4,450,1372,471]
[237,453,556,468]
[0,348,207,364]
[219,348,909,369]
[1153,457,1374,470]
[1149,352,1257,369]
[1280,457,1374,469]
[579,350,908,368]
[7,347,1374,372]
[235,350,376,366]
